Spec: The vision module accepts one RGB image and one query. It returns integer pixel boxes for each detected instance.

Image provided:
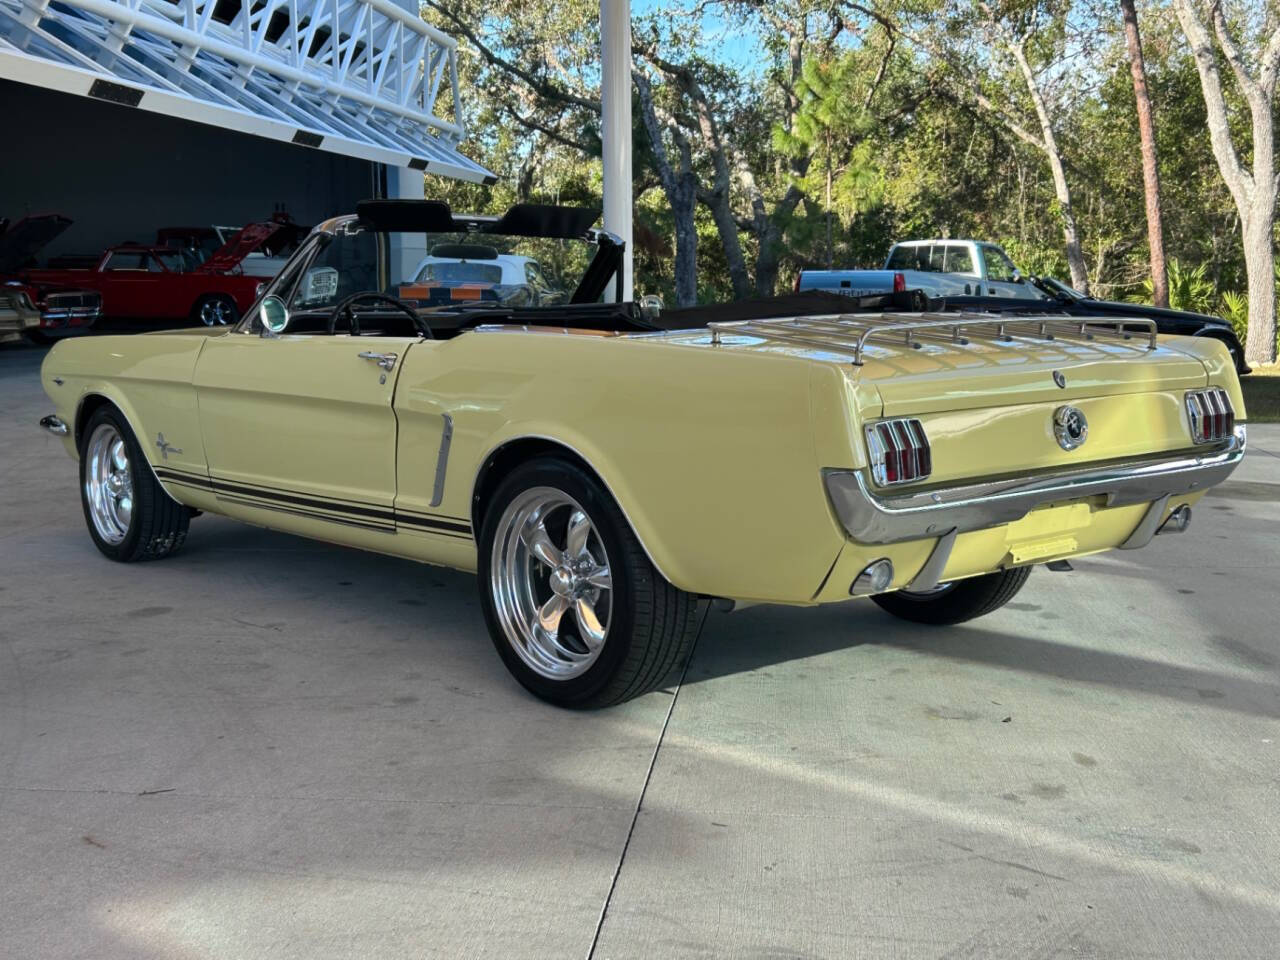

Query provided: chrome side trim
[39,414,69,436]
[906,528,957,590]
[429,413,453,507]
[824,427,1245,545]
[1118,493,1171,550]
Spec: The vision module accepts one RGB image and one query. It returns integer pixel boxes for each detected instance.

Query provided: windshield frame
[235,212,625,336]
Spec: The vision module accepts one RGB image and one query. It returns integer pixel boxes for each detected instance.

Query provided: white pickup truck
[797,239,1051,300]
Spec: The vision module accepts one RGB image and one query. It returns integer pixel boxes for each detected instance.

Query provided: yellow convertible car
[39,201,1247,707]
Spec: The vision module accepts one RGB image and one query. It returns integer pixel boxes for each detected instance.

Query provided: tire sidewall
[871,566,1031,625]
[79,407,145,561]
[477,458,639,706]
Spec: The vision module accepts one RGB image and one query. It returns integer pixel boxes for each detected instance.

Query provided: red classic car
[24,221,282,326]
[0,215,101,342]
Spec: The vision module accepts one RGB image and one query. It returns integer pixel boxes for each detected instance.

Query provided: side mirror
[259,295,289,336]
[639,294,664,320]
[1012,269,1023,283]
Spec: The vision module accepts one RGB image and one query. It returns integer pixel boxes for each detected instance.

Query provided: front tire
[79,406,189,562]
[478,458,699,708]
[871,566,1032,625]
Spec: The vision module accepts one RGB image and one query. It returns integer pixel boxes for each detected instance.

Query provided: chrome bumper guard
[825,426,1246,546]
[39,415,69,437]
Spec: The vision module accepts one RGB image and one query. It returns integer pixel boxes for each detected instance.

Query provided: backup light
[865,418,932,486]
[1185,388,1234,444]
[851,559,895,596]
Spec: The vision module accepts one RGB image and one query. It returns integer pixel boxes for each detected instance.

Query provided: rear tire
[478,457,700,708]
[79,406,189,562]
[871,566,1032,625]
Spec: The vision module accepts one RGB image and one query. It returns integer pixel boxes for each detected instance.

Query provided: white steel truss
[0,0,495,182]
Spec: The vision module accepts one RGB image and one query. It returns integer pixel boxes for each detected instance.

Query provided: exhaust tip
[1157,504,1192,536]
[851,559,894,597]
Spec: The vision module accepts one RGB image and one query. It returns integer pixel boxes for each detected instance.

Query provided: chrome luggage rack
[705,312,1159,366]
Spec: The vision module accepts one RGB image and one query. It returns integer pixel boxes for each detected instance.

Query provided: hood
[1032,278,1230,329]
[0,214,74,274]
[1068,296,1230,329]
[196,221,284,274]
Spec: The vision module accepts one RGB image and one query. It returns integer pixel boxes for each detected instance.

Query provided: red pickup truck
[25,221,282,326]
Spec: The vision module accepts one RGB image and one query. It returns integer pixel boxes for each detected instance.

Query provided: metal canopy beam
[0,0,495,183]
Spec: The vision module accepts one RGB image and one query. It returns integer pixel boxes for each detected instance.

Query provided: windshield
[273,227,596,318]
[245,220,614,340]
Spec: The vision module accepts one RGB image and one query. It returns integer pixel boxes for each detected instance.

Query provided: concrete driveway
[2,342,1278,959]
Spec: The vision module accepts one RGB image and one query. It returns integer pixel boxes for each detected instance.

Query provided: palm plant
[1132,259,1214,313]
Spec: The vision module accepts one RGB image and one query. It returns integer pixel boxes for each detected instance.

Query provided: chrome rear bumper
[824,426,1245,545]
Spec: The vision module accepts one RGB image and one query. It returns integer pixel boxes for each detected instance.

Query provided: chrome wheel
[84,423,133,545]
[199,297,233,326]
[489,487,613,680]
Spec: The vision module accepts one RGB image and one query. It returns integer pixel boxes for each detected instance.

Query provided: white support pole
[386,163,427,279]
[599,0,633,301]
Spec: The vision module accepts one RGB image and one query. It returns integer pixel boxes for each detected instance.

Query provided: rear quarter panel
[397,331,854,602]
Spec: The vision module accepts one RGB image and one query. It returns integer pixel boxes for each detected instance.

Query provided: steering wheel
[328,291,434,339]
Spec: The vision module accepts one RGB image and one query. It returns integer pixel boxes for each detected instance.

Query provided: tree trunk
[670,170,699,308]
[700,187,752,300]
[1242,208,1277,366]
[825,131,833,270]
[1010,41,1089,294]
[1120,0,1168,308]
[1174,0,1278,365]
[634,71,698,307]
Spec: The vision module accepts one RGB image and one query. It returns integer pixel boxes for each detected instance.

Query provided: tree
[1173,0,1280,365]
[633,71,699,305]
[870,0,1092,292]
[1120,0,1168,307]
[773,56,884,269]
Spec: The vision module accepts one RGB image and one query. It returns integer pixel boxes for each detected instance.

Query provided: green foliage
[999,237,1068,283]
[1131,259,1216,313]
[1220,290,1249,342]
[425,0,1267,320]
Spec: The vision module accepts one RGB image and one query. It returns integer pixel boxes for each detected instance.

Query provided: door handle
[358,351,398,371]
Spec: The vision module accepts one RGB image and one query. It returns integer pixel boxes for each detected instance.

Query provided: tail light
[893,272,906,293]
[1185,388,1234,444]
[865,418,931,486]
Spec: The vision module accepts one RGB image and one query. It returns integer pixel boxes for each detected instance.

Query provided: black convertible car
[910,276,1249,374]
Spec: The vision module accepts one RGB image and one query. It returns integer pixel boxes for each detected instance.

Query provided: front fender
[39,333,212,485]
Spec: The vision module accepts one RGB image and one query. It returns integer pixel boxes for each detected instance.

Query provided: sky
[629,0,766,74]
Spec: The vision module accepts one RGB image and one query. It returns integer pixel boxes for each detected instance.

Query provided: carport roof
[0,0,496,184]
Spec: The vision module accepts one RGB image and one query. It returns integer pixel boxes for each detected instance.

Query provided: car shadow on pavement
[686,602,1280,720]
[112,517,1280,721]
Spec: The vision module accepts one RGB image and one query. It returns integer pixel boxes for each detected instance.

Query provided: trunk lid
[862,336,1207,416]
[855,336,1211,489]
